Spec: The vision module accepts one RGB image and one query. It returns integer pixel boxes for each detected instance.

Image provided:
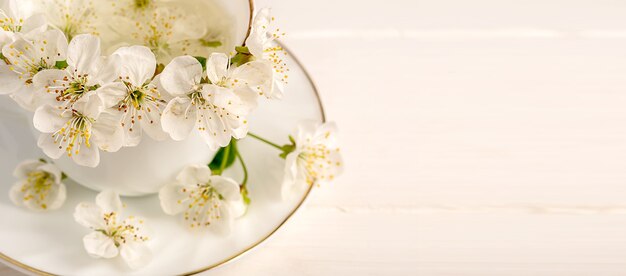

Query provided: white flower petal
[67,34,101,76]
[197,112,231,150]
[73,92,103,119]
[33,104,67,133]
[208,205,233,235]
[74,202,105,229]
[120,242,152,269]
[211,176,241,202]
[245,8,272,58]
[158,183,188,215]
[176,164,211,186]
[228,197,247,218]
[161,97,195,141]
[11,85,48,112]
[91,111,124,153]
[233,86,258,113]
[95,190,123,213]
[139,106,167,142]
[44,183,66,210]
[206,52,229,84]
[281,151,302,200]
[0,30,15,49]
[37,29,68,65]
[312,122,339,148]
[83,231,119,259]
[111,46,157,86]
[32,69,67,91]
[12,159,45,179]
[121,112,143,147]
[294,120,320,145]
[94,55,120,85]
[9,181,24,207]
[0,62,23,95]
[160,56,202,96]
[97,82,127,108]
[231,60,273,88]
[37,134,65,159]
[21,14,47,35]
[71,141,100,168]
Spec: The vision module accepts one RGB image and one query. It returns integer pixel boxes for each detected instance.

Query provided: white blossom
[159,53,270,149]
[282,120,344,199]
[244,8,288,99]
[74,190,152,269]
[159,164,245,234]
[34,91,124,167]
[0,0,47,48]
[98,45,167,146]
[33,34,117,108]
[0,29,67,110]
[9,159,66,211]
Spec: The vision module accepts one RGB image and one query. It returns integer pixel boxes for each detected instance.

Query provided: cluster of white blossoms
[0,2,288,167]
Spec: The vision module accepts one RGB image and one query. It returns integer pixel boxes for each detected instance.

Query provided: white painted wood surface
[4,0,626,275]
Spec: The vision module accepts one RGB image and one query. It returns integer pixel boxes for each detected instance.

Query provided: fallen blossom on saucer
[159,164,245,234]
[9,159,66,211]
[74,190,152,269]
[282,120,344,199]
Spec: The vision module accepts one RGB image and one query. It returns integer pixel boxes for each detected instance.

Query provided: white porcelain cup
[14,0,255,196]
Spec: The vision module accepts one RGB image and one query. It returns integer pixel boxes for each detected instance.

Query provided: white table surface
[4,0,626,275]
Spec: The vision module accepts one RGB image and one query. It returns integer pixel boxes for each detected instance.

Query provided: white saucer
[0,43,325,276]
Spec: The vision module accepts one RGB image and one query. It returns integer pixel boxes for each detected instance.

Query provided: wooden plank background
[4,0,626,275]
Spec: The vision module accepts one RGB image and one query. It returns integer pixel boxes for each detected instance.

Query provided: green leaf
[194,56,207,71]
[199,39,222,48]
[209,141,237,173]
[55,60,68,69]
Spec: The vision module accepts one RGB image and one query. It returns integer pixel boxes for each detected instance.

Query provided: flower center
[0,14,23,32]
[298,143,338,184]
[52,110,94,157]
[50,75,99,104]
[101,213,148,246]
[116,80,162,132]
[188,85,206,105]
[180,183,225,228]
[21,171,54,209]
[119,81,155,110]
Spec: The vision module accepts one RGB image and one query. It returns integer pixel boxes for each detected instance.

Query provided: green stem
[217,142,231,175]
[247,132,283,150]
[236,150,248,187]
